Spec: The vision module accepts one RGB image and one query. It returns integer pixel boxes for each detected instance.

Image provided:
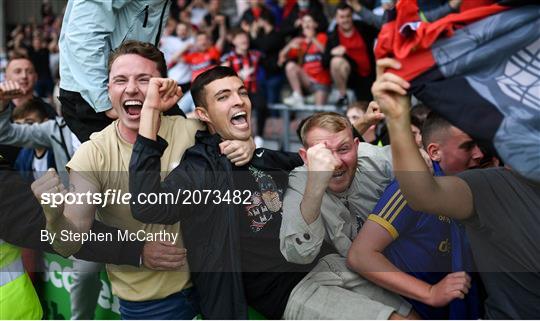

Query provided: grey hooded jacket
[0,108,76,175]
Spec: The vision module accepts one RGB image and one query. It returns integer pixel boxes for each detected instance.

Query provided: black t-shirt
[233,164,310,319]
[27,47,52,80]
[458,168,540,319]
[251,29,285,77]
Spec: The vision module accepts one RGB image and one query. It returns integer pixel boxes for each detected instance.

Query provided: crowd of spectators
[1,0,477,146]
[2,1,538,321]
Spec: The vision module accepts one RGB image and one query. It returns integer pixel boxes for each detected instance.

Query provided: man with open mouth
[129,66,417,320]
[279,112,417,319]
[32,41,254,320]
[129,66,310,319]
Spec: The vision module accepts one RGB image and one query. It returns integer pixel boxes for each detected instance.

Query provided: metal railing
[267,104,339,151]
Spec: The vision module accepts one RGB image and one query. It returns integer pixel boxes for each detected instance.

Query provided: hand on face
[143,78,183,112]
[306,143,342,184]
[371,58,411,120]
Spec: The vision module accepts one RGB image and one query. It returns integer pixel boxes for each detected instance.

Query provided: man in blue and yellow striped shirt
[348,112,485,319]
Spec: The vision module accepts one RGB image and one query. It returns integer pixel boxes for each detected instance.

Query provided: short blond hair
[299,112,352,146]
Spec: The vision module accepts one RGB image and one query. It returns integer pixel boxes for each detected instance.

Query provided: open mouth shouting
[230,111,249,130]
[123,100,143,120]
[332,169,346,180]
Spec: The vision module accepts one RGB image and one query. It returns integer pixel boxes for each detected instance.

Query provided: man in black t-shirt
[129,66,331,319]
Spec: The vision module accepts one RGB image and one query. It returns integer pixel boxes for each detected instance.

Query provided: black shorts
[344,56,374,101]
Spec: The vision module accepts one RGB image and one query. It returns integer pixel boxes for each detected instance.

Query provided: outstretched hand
[143,78,183,112]
[371,58,411,120]
[353,101,385,135]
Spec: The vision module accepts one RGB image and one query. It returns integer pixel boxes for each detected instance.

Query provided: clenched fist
[306,143,342,185]
[143,78,183,112]
[31,168,67,223]
[31,168,66,201]
[0,81,25,110]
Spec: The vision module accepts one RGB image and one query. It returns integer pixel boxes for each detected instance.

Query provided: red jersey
[183,46,221,81]
[221,50,262,93]
[288,33,331,85]
[339,28,372,77]
[460,0,496,12]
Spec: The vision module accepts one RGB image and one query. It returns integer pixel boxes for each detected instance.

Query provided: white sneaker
[284,92,304,107]
[254,136,264,148]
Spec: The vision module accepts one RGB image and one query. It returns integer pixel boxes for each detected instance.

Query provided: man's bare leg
[285,61,304,95]
[330,56,351,97]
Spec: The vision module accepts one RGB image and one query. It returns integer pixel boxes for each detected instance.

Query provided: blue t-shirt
[368,163,451,319]
[368,163,482,319]
[368,185,451,319]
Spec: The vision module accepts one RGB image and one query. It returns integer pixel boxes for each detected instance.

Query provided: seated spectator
[279,14,330,107]
[182,19,227,81]
[323,3,378,107]
[281,0,328,37]
[348,112,484,319]
[221,29,267,147]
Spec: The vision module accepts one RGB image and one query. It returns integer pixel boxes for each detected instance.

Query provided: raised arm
[280,145,340,264]
[129,134,195,224]
[0,98,54,149]
[371,58,474,220]
[215,15,227,53]
[130,77,193,224]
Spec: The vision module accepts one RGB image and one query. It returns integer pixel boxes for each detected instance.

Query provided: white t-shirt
[160,35,194,85]
[32,150,50,180]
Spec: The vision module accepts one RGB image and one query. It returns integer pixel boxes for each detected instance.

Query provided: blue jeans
[119,287,200,320]
[263,73,284,118]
